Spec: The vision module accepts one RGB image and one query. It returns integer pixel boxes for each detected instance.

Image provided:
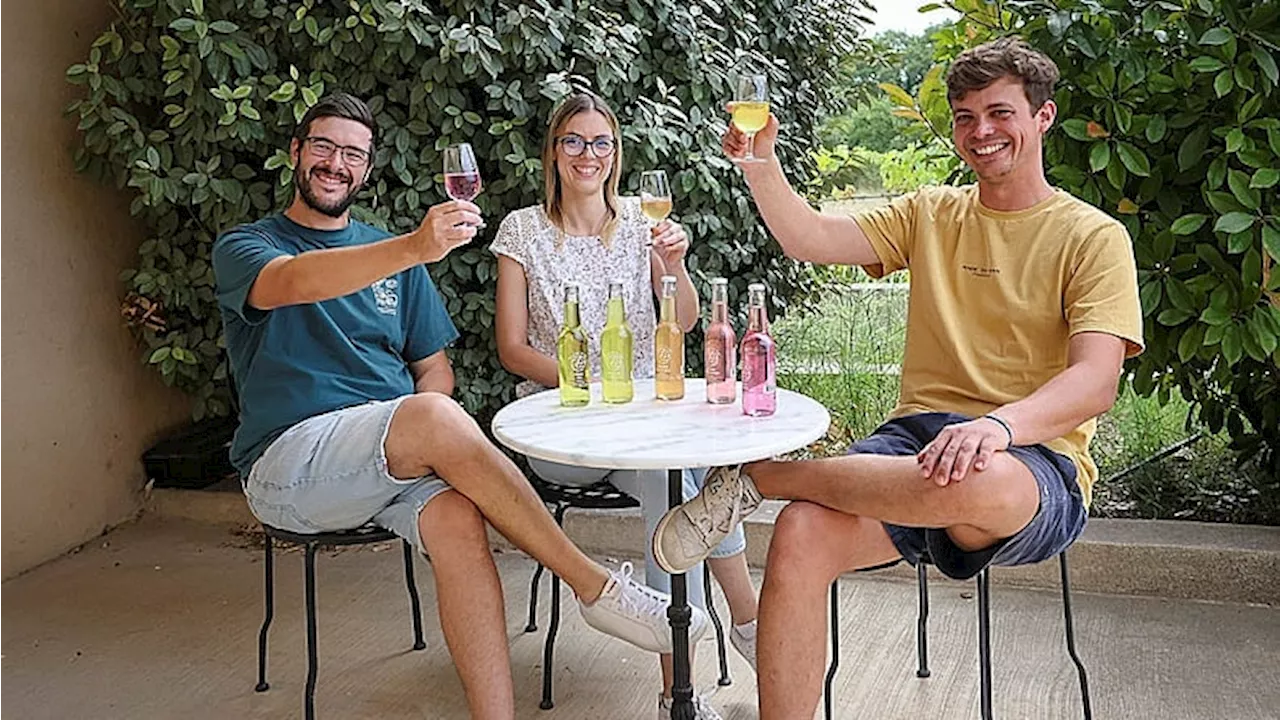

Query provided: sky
[864,1,959,36]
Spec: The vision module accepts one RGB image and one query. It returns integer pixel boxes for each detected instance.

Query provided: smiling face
[289,116,373,218]
[553,109,618,199]
[950,76,1056,185]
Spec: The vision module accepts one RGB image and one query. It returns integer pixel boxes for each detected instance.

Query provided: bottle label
[656,346,673,376]
[570,351,588,387]
[706,337,725,382]
[603,351,627,380]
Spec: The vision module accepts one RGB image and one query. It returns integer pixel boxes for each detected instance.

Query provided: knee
[769,502,840,568]
[396,393,484,448]
[419,491,487,547]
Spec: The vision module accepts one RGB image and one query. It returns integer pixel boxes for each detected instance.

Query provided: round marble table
[492,378,830,720]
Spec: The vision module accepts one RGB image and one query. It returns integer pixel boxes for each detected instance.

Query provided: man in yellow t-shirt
[651,38,1143,717]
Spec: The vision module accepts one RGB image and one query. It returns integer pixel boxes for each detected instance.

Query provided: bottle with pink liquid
[740,282,776,416]
[704,278,737,404]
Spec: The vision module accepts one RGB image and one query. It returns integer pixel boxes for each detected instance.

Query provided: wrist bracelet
[983,414,1015,445]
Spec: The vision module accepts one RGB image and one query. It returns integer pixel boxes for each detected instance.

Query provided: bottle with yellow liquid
[654,275,685,401]
[556,284,590,407]
[601,282,634,404]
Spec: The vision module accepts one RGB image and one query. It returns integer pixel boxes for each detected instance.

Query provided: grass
[773,283,1280,525]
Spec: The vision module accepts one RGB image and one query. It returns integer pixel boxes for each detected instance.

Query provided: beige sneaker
[658,693,725,720]
[652,465,764,574]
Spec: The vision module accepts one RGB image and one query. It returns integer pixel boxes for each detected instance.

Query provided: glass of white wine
[639,170,672,248]
[731,73,770,164]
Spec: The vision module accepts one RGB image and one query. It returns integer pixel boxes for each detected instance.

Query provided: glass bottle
[654,275,685,400]
[556,284,590,407]
[601,282,634,404]
[704,278,737,404]
[740,282,776,416]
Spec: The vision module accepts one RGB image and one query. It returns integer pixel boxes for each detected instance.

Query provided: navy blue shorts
[851,412,1087,581]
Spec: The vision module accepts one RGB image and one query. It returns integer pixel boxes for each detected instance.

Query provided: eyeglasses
[303,136,372,167]
[557,134,616,158]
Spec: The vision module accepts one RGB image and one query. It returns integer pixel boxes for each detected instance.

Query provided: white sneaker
[652,465,764,574]
[658,693,725,720]
[579,562,709,654]
[729,622,758,672]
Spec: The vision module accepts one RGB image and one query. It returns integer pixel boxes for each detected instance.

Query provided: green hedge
[67,0,867,423]
[884,0,1280,473]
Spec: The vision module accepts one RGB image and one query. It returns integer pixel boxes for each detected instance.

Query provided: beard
[297,163,364,218]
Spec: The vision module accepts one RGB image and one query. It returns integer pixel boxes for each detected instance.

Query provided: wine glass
[639,170,672,248]
[731,73,770,164]
[443,142,485,227]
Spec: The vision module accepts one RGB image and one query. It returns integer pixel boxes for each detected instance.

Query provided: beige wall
[2,1,189,578]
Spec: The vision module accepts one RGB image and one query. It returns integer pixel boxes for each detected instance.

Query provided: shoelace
[612,562,668,618]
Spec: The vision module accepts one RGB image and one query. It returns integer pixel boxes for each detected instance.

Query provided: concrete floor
[3,518,1278,720]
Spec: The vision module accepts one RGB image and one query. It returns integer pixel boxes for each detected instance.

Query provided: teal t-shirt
[212,214,458,475]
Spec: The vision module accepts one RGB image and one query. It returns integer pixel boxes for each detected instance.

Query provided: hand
[916,417,1011,486]
[650,220,689,268]
[722,103,779,163]
[410,200,483,263]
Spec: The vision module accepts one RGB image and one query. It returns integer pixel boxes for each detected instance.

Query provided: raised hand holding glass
[443,142,485,227]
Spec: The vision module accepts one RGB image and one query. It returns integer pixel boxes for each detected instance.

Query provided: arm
[409,350,455,396]
[724,113,880,267]
[249,200,483,310]
[649,220,701,331]
[917,332,1127,485]
[494,255,560,388]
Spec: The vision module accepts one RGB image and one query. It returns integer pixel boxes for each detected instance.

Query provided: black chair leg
[704,561,732,686]
[304,543,319,720]
[1060,553,1093,719]
[255,533,274,693]
[823,579,840,720]
[401,540,427,651]
[916,561,931,678]
[539,505,568,710]
[977,568,993,720]
[526,564,545,633]
[541,573,562,710]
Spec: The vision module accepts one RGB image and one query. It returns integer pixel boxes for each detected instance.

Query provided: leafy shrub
[882,0,1280,475]
[66,0,867,423]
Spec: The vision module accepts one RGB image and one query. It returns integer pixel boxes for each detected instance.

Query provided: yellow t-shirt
[853,185,1144,505]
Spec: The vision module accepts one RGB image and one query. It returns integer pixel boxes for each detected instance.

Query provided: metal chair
[523,475,733,709]
[824,550,1092,720]
[253,523,427,720]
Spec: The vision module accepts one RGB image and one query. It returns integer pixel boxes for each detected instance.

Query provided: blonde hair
[541,93,624,249]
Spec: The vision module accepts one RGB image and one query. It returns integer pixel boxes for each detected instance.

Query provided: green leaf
[1215,212,1256,234]
[1250,169,1279,189]
[1145,115,1167,143]
[1254,47,1279,85]
[1199,28,1234,46]
[148,347,172,364]
[1222,326,1243,364]
[1228,169,1261,210]
[1207,155,1228,190]
[210,20,238,33]
[1214,70,1234,97]
[1189,56,1225,72]
[1263,224,1280,263]
[1171,214,1208,235]
[1089,142,1111,173]
[1178,127,1209,170]
[1116,143,1151,176]
[1159,308,1196,326]
[1140,279,1163,314]
[1062,119,1090,141]
[1178,324,1206,361]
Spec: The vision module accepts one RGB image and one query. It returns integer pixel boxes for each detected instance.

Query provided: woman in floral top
[492,93,759,719]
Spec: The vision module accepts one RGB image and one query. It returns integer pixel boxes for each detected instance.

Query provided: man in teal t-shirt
[212,93,701,718]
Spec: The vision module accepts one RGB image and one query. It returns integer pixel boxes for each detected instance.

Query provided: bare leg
[746,453,1039,551]
[385,393,609,601]
[708,553,758,625]
[758,502,900,720]
[418,490,516,719]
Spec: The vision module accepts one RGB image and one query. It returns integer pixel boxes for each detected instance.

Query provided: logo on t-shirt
[371,278,399,315]
[962,264,1001,279]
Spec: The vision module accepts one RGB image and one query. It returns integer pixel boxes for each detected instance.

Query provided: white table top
[491,378,831,470]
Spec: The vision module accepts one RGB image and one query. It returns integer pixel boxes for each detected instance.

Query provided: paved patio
[4,517,1279,719]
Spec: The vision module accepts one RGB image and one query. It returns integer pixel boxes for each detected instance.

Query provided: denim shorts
[245,397,451,554]
[851,412,1087,581]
